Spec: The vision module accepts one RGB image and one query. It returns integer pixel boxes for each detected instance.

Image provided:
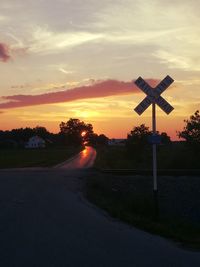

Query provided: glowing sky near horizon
[0,0,200,140]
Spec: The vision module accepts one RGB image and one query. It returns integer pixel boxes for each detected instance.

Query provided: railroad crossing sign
[148,134,161,145]
[134,75,174,115]
[133,75,174,219]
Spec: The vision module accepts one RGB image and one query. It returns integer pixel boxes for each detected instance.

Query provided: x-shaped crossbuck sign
[134,75,174,115]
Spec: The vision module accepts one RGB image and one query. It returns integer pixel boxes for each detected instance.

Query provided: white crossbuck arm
[134,76,174,115]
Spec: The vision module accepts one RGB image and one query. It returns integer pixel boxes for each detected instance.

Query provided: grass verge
[0,146,82,168]
[85,172,200,250]
[94,145,200,170]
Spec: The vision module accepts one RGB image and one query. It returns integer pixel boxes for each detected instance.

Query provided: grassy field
[86,144,200,248]
[85,172,200,249]
[0,146,81,168]
[94,144,200,170]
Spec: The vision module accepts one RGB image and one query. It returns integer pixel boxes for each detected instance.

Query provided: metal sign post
[134,75,174,219]
[152,102,158,218]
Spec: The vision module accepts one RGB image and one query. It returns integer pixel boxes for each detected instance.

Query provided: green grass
[91,145,200,248]
[94,144,200,170]
[0,146,82,168]
[94,146,143,169]
[86,173,200,249]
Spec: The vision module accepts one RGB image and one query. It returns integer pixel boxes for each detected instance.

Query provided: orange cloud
[0,79,158,109]
[0,43,11,62]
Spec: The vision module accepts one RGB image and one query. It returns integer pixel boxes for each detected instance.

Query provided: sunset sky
[0,0,200,140]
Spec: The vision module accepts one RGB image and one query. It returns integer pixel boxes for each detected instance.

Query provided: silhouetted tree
[178,110,200,151]
[59,118,94,146]
[10,127,34,142]
[126,124,151,158]
[33,126,51,139]
[87,133,98,146]
[97,134,109,146]
[0,126,53,148]
[160,132,171,144]
[127,124,150,146]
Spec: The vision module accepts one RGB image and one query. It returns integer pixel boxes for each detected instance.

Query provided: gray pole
[152,103,157,191]
[152,102,158,219]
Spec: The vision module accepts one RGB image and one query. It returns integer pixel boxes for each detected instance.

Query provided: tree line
[0,119,109,148]
[127,110,200,155]
[0,110,199,150]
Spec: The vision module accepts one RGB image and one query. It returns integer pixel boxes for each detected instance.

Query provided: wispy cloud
[0,43,11,62]
[59,68,74,74]
[0,15,9,22]
[0,79,158,109]
[27,26,103,55]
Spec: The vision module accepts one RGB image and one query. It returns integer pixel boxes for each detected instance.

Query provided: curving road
[54,146,96,169]
[1,169,200,266]
[1,147,200,266]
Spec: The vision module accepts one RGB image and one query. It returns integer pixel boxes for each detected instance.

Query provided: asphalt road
[0,169,200,267]
[54,146,96,169]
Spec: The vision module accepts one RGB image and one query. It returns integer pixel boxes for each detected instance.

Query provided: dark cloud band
[0,43,11,62]
[0,79,158,109]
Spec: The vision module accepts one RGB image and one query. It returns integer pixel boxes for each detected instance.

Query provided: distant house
[25,136,45,149]
[108,139,126,146]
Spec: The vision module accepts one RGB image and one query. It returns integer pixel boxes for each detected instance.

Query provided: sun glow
[81,131,87,137]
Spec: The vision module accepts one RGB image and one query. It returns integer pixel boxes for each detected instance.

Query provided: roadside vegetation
[94,142,200,170]
[86,110,200,249]
[95,110,200,170]
[0,146,82,168]
[0,118,108,168]
[86,172,200,249]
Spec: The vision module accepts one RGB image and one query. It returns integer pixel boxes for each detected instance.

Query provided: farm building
[25,136,46,148]
[108,139,126,146]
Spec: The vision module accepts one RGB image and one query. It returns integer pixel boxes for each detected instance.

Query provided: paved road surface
[0,169,200,267]
[54,146,96,169]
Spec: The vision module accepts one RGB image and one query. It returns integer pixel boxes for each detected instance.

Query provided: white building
[108,139,126,146]
[25,136,46,149]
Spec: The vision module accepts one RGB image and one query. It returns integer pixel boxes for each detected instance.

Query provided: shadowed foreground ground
[1,169,200,267]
